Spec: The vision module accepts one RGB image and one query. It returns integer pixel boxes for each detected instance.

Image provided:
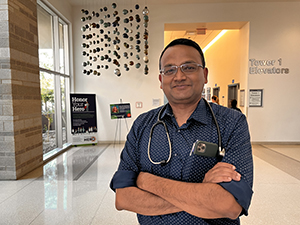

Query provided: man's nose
[173,67,187,80]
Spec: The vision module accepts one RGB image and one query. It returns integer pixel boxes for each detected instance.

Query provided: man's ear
[204,67,208,84]
[159,74,163,89]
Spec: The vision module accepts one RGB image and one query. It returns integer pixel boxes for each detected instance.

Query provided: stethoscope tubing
[147,98,225,165]
[147,104,172,165]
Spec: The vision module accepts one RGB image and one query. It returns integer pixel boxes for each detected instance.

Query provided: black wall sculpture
[81,3,149,77]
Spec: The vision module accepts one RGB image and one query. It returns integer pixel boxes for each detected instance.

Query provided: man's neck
[169,99,201,127]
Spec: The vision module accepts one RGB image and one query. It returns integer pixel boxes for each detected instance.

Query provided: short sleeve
[219,113,254,215]
[109,115,144,192]
[219,179,253,215]
[110,170,138,192]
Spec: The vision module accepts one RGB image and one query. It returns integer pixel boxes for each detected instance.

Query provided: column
[0,0,43,179]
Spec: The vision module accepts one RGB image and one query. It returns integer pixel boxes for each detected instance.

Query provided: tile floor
[0,144,300,225]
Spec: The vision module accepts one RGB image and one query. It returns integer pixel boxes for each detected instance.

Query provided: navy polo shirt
[110,99,253,225]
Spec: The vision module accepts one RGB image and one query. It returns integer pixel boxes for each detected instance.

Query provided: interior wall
[67,1,300,143]
[204,28,249,113]
[72,3,162,142]
[42,0,73,22]
[247,3,300,142]
[239,22,250,115]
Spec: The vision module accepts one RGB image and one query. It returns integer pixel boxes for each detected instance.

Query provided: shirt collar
[160,98,209,125]
[160,103,173,119]
[188,98,209,125]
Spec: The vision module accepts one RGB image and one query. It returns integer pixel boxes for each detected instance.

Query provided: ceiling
[68,0,300,6]
[164,21,248,48]
[164,30,222,49]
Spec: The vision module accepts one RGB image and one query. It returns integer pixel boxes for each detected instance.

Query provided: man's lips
[172,84,191,89]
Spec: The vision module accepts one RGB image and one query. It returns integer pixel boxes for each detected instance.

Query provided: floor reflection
[42,145,111,210]
[2,144,299,225]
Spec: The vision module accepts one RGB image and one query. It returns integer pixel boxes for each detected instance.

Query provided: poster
[110,103,131,119]
[249,89,263,107]
[206,87,211,101]
[240,90,245,107]
[70,93,97,145]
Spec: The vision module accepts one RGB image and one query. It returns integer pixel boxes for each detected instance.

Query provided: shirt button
[174,153,177,156]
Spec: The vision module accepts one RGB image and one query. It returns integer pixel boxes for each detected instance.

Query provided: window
[37,3,71,159]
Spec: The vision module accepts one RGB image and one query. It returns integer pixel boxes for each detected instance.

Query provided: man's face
[159,45,208,106]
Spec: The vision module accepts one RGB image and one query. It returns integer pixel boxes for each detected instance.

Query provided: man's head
[159,38,208,107]
[159,38,206,70]
[231,99,238,108]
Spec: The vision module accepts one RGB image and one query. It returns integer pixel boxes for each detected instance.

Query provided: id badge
[191,140,218,158]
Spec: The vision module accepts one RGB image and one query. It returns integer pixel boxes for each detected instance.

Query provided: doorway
[213,87,220,97]
[228,84,239,107]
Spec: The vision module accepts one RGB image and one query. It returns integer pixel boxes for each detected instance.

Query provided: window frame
[37,0,72,160]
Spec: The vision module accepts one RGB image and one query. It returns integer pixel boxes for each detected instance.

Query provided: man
[110,38,253,224]
[230,99,242,113]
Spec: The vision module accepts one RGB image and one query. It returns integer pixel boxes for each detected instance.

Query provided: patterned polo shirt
[110,98,253,225]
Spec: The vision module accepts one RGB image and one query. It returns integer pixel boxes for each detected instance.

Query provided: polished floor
[1,143,300,225]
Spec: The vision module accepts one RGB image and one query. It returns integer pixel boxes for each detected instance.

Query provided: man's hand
[203,162,241,183]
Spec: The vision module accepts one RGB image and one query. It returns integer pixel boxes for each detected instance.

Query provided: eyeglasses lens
[162,63,201,76]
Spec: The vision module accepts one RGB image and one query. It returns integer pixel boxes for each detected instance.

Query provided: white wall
[66,1,300,143]
[43,0,73,22]
[247,3,300,142]
[72,3,163,142]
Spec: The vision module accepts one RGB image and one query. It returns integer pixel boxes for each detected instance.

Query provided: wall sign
[110,103,131,119]
[249,89,263,107]
[249,58,289,75]
[240,89,245,107]
[206,87,211,101]
[70,93,97,145]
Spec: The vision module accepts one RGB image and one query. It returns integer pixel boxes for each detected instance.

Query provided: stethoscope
[147,98,225,165]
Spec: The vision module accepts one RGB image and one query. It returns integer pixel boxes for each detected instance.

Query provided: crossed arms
[115,162,242,220]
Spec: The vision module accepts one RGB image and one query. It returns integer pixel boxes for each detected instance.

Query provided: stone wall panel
[0,0,42,179]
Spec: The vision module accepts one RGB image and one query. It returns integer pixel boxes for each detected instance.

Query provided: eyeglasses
[160,63,204,76]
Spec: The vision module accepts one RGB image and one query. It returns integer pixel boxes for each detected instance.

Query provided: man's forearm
[116,186,182,216]
[137,172,242,219]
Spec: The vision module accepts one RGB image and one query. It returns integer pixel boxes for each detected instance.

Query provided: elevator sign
[249,58,289,75]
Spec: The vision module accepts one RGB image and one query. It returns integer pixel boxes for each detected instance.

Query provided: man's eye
[183,65,196,72]
[164,67,176,75]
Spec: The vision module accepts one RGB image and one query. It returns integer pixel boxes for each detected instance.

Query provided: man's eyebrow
[162,63,175,67]
[183,60,197,64]
[163,60,197,67]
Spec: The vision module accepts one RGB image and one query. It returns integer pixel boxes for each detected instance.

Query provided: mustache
[171,82,191,88]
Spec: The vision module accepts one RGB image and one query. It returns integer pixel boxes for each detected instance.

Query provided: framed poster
[70,93,97,145]
[206,87,211,101]
[249,89,263,107]
[240,90,245,107]
[110,103,131,119]
[202,87,206,99]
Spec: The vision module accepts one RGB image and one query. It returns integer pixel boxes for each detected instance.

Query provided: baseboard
[97,141,126,145]
[251,142,300,145]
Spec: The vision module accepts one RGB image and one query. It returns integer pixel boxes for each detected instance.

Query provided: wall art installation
[81,3,149,77]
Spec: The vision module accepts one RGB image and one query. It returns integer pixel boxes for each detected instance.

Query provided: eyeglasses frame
[160,62,204,76]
